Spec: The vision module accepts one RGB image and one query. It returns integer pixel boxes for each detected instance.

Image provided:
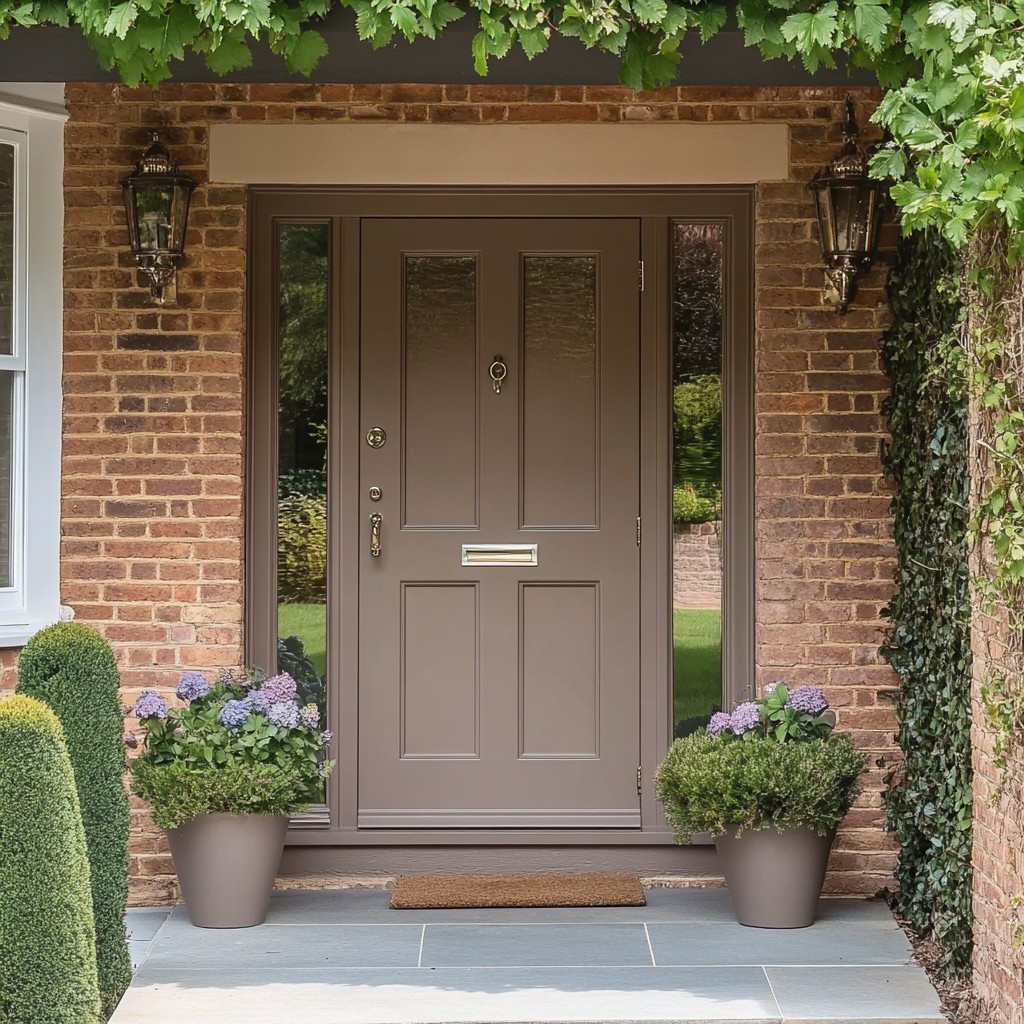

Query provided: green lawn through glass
[278,603,327,676]
[673,608,722,735]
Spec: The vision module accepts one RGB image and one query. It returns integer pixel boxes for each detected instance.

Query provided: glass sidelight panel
[672,223,724,737]
[275,222,329,728]
[522,255,598,528]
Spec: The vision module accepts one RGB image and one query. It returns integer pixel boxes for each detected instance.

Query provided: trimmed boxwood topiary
[17,623,132,1019]
[0,694,101,1024]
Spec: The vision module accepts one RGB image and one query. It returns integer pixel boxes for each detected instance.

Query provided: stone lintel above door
[209,123,789,186]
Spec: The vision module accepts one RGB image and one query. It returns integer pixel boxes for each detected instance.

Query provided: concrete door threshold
[117,888,944,1024]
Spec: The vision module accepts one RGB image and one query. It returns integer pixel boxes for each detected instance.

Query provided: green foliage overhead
[879,230,973,977]
[0,694,102,1024]
[5,3,1024,244]
[655,731,865,842]
[17,624,133,1020]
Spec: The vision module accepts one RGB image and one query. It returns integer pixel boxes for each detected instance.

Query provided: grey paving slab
[143,917,423,970]
[765,966,946,1021]
[113,965,781,1023]
[648,921,914,967]
[124,907,171,941]
[421,923,653,967]
[111,891,943,1024]
[809,900,899,926]
[128,940,155,971]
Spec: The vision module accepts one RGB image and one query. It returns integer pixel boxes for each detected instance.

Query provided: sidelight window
[274,222,329,729]
[671,223,725,736]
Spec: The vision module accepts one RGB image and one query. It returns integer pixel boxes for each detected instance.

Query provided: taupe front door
[357,218,641,828]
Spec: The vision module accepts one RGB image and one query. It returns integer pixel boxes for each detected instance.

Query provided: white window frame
[0,88,66,646]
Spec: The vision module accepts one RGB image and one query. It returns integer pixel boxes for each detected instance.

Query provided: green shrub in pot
[655,684,865,841]
[655,684,866,928]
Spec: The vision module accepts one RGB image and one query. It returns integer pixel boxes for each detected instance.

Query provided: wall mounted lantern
[121,131,195,304]
[808,100,885,313]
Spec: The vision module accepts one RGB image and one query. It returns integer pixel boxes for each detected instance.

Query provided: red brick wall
[971,513,1024,1014]
[61,82,898,905]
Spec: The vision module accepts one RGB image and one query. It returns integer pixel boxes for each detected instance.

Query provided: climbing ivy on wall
[880,230,974,978]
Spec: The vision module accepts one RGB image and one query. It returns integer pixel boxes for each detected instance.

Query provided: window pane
[0,142,13,356]
[0,371,13,588]
[276,223,329,733]
[672,223,724,737]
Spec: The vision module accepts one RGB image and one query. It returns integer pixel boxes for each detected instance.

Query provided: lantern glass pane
[814,188,838,256]
[171,185,191,255]
[830,183,872,254]
[134,185,175,252]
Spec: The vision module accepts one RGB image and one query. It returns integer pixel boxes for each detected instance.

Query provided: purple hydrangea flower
[248,688,273,714]
[729,701,761,735]
[785,686,829,715]
[706,711,732,737]
[134,690,168,720]
[220,698,252,729]
[176,671,211,703]
[261,673,298,704]
[267,701,301,729]
[299,704,320,729]
[319,730,333,745]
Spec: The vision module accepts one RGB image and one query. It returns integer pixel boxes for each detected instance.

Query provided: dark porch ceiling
[0,9,875,86]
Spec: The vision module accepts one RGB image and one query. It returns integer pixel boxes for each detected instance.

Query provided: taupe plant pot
[167,813,289,928]
[714,824,836,928]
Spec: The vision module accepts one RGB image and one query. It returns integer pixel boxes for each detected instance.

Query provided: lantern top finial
[132,131,179,178]
[824,99,870,179]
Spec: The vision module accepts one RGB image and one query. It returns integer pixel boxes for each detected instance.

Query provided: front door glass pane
[522,255,598,528]
[672,223,724,736]
[276,222,329,729]
[403,255,478,528]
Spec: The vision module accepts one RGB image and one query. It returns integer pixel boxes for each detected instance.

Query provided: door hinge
[638,260,645,292]
[637,765,642,796]
[636,516,642,547]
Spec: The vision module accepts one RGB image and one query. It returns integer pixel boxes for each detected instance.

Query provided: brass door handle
[370,512,382,557]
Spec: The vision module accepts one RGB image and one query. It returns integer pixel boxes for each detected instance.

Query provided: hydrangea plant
[705,683,834,743]
[131,667,334,830]
[655,682,864,841]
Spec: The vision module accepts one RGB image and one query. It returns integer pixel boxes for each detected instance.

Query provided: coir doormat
[390,871,647,909]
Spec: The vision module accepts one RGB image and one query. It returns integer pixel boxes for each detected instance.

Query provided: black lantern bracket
[121,131,196,305]
[807,100,886,313]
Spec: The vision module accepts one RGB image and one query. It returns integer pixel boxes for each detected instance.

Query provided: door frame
[247,187,754,846]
